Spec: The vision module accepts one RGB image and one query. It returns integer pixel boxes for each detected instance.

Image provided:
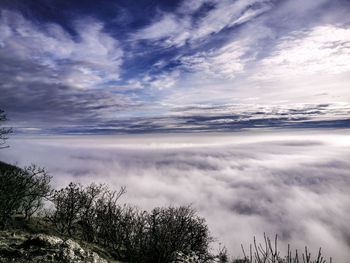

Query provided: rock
[23,234,63,248]
[89,252,109,263]
[0,234,108,263]
[61,239,85,258]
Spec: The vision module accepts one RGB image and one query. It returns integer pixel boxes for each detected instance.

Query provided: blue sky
[0,0,349,134]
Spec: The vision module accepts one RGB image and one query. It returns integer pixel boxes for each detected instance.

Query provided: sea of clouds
[1,130,349,262]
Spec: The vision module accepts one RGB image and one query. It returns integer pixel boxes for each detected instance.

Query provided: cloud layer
[1,131,349,261]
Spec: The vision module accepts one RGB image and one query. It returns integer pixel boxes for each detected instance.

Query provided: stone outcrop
[0,233,107,263]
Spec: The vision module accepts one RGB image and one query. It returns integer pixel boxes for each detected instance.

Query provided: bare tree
[50,182,126,238]
[0,109,12,149]
[50,182,86,235]
[94,186,126,247]
[20,165,52,219]
[79,183,106,242]
[0,164,51,229]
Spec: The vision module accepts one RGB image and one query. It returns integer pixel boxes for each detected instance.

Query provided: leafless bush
[147,206,212,262]
[49,182,126,239]
[115,205,213,263]
[239,234,332,263]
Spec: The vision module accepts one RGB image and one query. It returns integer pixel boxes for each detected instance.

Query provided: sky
[0,0,349,134]
[1,1,350,261]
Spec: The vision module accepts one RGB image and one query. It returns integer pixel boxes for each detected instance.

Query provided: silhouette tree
[0,109,12,149]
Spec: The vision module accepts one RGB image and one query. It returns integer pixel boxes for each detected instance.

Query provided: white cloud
[0,10,123,89]
[136,70,180,91]
[150,71,181,90]
[189,0,271,42]
[165,22,350,106]
[1,131,350,262]
[180,40,252,79]
[132,15,191,47]
[256,25,350,79]
[133,0,271,47]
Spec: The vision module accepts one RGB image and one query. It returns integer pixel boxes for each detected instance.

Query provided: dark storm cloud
[1,132,349,262]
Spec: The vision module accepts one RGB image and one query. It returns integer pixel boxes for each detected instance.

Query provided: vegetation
[48,182,212,262]
[240,234,332,263]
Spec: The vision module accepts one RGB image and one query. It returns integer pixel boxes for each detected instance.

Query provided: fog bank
[1,131,349,261]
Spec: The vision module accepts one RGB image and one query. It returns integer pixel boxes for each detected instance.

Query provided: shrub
[49,182,126,238]
[50,183,213,263]
[118,205,213,263]
[146,206,212,262]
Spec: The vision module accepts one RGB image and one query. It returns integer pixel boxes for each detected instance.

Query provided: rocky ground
[0,232,109,263]
[0,231,209,263]
[0,232,205,263]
